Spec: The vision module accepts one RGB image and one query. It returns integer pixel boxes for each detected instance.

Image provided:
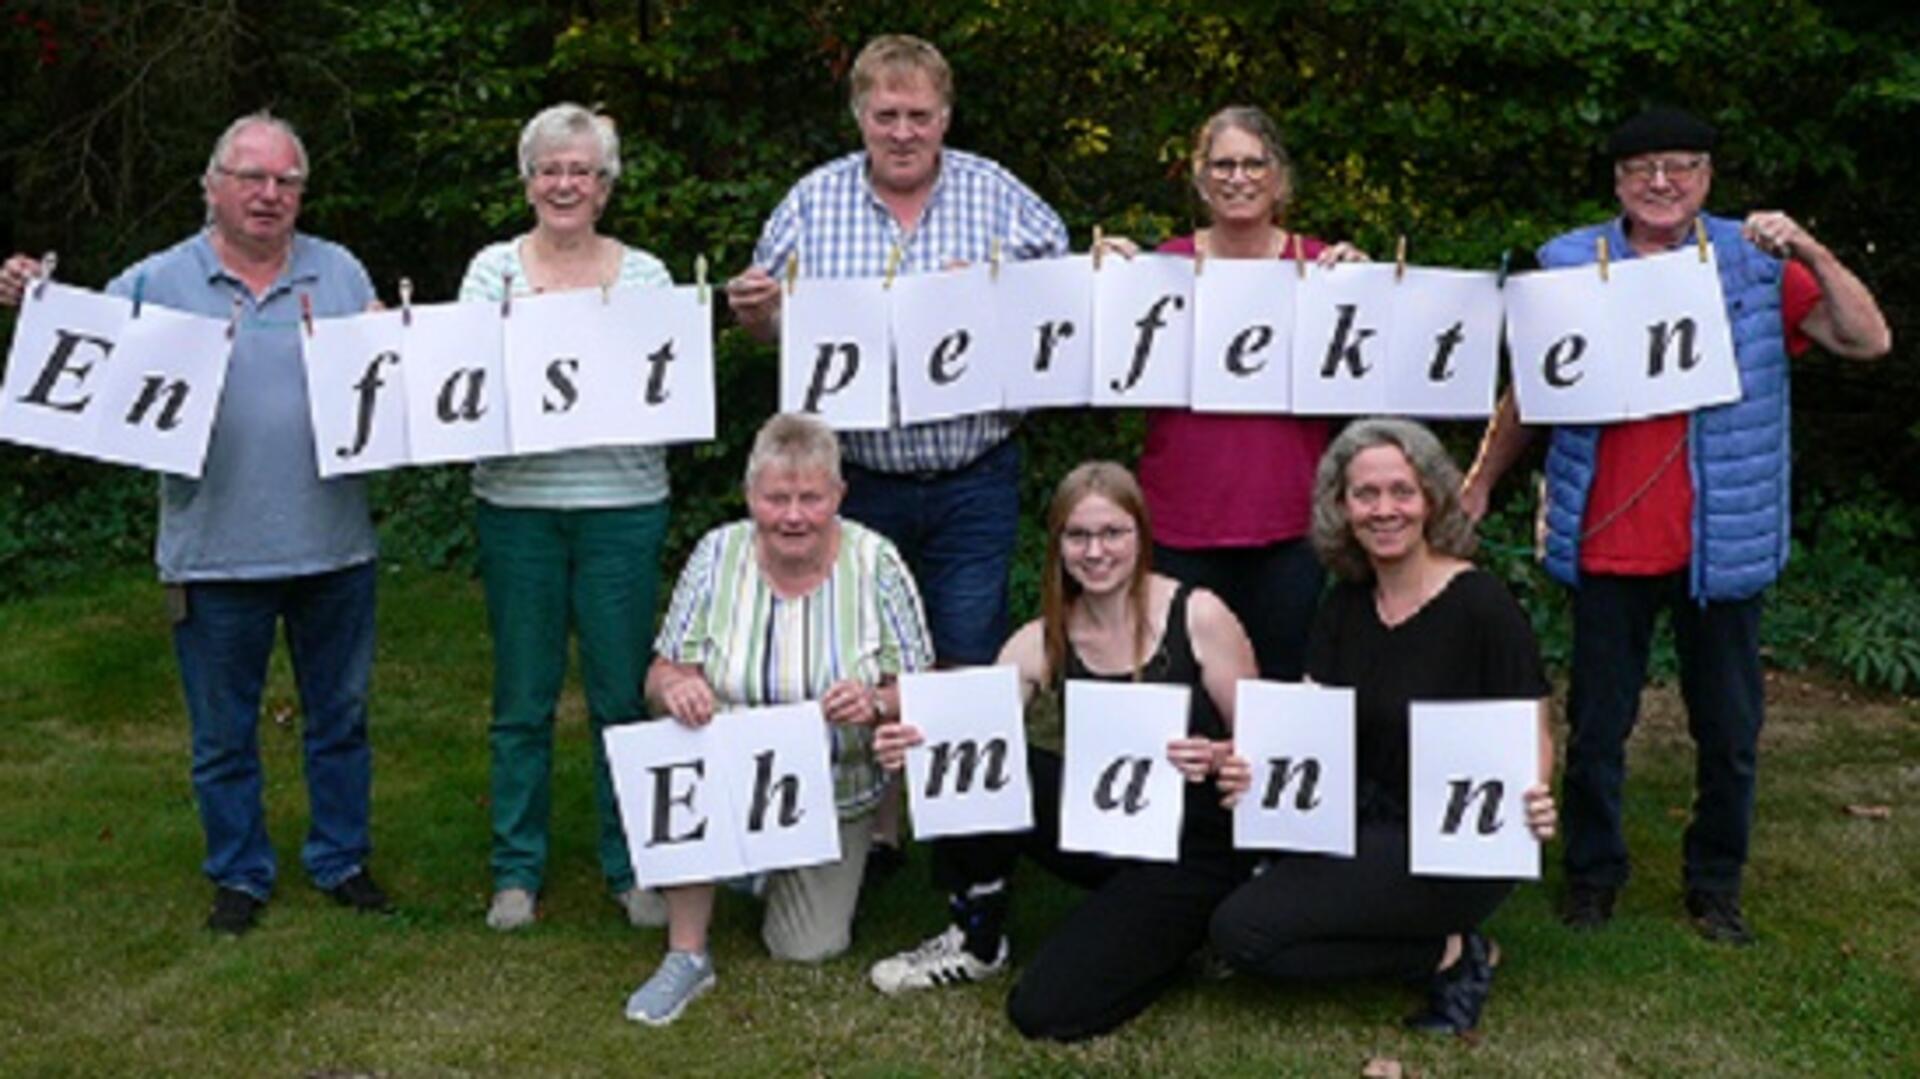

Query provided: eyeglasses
[216,166,305,193]
[1616,155,1708,184]
[1206,156,1272,181]
[1062,525,1136,550]
[532,161,607,183]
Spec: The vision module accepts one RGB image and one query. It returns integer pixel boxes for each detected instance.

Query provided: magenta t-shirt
[1139,232,1330,549]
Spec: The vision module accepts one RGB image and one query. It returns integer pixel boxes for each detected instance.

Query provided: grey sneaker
[615,886,668,929]
[869,924,1008,995]
[625,951,716,1026]
[486,888,536,931]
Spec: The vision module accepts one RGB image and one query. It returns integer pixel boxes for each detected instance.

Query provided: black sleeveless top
[1061,583,1234,860]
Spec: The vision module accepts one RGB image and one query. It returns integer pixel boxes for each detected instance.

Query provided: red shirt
[1579,260,1822,574]
[1139,233,1330,548]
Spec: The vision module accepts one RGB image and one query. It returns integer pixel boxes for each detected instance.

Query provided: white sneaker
[869,924,1008,995]
[615,886,668,928]
[625,951,716,1026]
[486,888,536,931]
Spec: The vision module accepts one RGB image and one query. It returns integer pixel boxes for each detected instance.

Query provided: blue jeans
[173,561,377,898]
[1562,572,1764,895]
[841,438,1020,665]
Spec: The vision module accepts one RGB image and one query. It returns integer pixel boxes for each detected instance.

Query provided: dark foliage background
[2,0,1916,684]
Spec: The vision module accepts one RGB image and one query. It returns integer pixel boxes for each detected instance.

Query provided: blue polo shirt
[107,231,378,582]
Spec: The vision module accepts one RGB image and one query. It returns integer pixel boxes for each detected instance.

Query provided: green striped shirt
[460,236,673,508]
[655,519,934,817]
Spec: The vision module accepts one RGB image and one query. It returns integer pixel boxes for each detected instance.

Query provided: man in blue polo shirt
[0,111,392,935]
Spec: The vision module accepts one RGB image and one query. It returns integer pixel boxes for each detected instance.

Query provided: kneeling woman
[871,462,1258,1041]
[627,413,935,1025]
[1211,417,1557,1034]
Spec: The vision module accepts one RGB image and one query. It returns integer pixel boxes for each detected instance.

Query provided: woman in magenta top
[1136,105,1366,680]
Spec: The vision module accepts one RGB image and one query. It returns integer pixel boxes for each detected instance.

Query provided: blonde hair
[744,412,842,490]
[1041,462,1154,683]
[848,34,953,117]
[1191,105,1294,220]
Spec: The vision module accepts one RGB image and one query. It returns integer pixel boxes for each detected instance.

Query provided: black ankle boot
[1405,931,1497,1035]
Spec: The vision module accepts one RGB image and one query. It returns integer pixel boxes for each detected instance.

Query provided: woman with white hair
[626,413,935,1025]
[462,103,674,934]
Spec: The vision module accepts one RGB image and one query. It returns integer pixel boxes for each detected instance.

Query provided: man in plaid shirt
[728,33,1068,680]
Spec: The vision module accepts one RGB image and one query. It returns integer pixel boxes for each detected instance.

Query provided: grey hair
[744,413,842,490]
[1310,417,1477,581]
[204,111,309,184]
[848,33,954,120]
[517,103,621,183]
[1192,105,1295,217]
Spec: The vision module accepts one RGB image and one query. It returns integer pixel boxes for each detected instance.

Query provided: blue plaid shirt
[753,148,1069,473]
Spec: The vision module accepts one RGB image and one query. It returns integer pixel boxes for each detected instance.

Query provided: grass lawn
[2,566,1916,1077]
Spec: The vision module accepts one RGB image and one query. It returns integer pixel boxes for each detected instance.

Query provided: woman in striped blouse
[626,413,935,1025]
[461,104,675,934]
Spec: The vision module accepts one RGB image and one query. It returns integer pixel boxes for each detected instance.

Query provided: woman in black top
[1212,417,1558,1035]
[871,461,1259,1040]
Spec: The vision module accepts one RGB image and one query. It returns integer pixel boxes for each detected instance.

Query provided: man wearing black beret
[1460,106,1890,944]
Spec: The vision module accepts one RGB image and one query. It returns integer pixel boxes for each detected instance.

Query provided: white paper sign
[398,300,512,465]
[0,282,132,460]
[1408,700,1540,879]
[720,702,843,875]
[1609,249,1742,420]
[781,275,891,430]
[305,309,411,477]
[900,666,1033,839]
[1385,268,1503,418]
[1231,681,1357,856]
[1191,260,1296,414]
[85,302,233,477]
[995,256,1094,409]
[1092,255,1193,407]
[502,289,628,454]
[1291,263,1393,416]
[893,266,1002,425]
[605,702,843,889]
[1059,680,1188,862]
[1508,250,1739,424]
[625,284,718,446]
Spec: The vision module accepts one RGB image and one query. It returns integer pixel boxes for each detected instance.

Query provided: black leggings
[1209,818,1516,981]
[932,750,1248,1042]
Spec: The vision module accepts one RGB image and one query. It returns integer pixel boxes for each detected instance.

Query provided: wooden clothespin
[883,243,902,289]
[784,252,799,297]
[299,292,314,336]
[501,271,515,317]
[601,279,612,304]
[225,294,244,340]
[1194,232,1206,277]
[695,254,710,304]
[1292,233,1305,279]
[1394,235,1408,282]
[32,250,57,300]
[399,277,414,327]
[1092,225,1104,271]
[1693,218,1710,262]
[989,237,1002,282]
[131,271,147,319]
[1597,236,1610,282]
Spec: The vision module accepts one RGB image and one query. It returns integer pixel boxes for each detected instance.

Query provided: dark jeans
[1210,818,1514,981]
[932,750,1246,1042]
[1154,538,1323,681]
[1562,572,1764,895]
[173,562,377,898]
[841,439,1019,665]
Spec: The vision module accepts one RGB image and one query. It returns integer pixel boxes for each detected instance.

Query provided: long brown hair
[1041,462,1155,683]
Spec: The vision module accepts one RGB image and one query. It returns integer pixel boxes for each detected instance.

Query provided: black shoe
[866,840,906,881]
[1685,889,1754,946]
[325,869,393,914]
[1559,884,1617,929]
[1405,932,1498,1035]
[207,887,263,936]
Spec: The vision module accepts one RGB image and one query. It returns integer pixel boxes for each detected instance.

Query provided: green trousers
[478,500,668,894]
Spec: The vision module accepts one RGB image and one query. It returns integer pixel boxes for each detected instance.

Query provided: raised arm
[1744,211,1892,360]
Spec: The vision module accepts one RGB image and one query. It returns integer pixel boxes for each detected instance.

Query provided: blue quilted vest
[1537,213,1789,601]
